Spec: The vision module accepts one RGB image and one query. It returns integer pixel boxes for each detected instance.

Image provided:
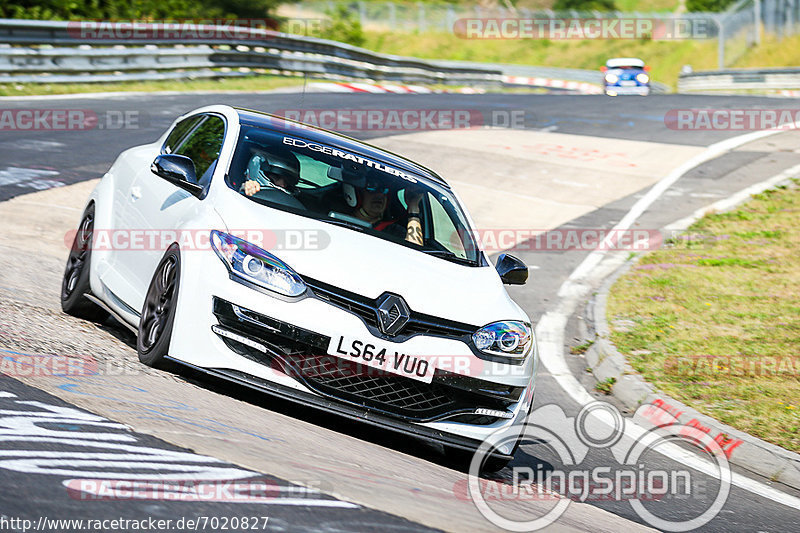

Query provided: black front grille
[211,297,518,423]
[289,354,453,412]
[304,277,476,340]
[310,285,379,328]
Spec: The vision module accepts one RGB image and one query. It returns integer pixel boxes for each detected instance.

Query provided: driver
[241,146,300,197]
[348,171,423,246]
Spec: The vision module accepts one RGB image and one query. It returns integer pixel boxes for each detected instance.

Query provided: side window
[162,116,203,154]
[428,192,467,258]
[172,116,226,183]
[295,153,335,188]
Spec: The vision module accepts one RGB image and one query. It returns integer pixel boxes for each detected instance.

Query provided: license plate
[620,80,637,86]
[327,335,435,383]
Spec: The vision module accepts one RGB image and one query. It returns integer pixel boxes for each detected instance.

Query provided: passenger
[347,173,424,246]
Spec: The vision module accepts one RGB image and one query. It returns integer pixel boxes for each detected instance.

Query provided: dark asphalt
[0,374,440,533]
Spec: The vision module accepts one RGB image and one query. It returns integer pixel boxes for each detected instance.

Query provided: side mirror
[496,253,528,285]
[151,154,203,196]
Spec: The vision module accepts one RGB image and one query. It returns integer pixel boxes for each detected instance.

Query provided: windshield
[226,125,481,265]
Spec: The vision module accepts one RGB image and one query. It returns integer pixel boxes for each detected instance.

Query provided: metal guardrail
[0,18,641,93]
[444,61,670,94]
[678,67,800,92]
[0,19,503,86]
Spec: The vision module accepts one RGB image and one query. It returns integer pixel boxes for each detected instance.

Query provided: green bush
[317,5,366,47]
[686,0,737,11]
[553,0,618,11]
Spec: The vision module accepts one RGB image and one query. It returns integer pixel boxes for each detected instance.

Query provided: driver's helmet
[343,169,391,208]
[247,146,301,192]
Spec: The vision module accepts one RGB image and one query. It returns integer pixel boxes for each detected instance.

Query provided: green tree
[0,0,284,20]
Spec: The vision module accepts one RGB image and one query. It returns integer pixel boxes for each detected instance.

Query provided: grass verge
[0,75,305,97]
[361,31,800,89]
[606,180,800,452]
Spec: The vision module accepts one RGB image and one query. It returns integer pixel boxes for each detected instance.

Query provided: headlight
[605,73,619,84]
[636,72,650,84]
[472,321,533,359]
[210,230,306,297]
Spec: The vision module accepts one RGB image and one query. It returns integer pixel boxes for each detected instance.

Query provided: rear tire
[137,245,181,371]
[61,204,108,322]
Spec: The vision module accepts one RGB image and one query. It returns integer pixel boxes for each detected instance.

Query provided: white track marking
[664,163,800,234]
[538,124,800,509]
[568,128,796,282]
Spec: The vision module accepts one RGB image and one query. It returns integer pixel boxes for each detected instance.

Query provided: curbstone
[583,175,800,490]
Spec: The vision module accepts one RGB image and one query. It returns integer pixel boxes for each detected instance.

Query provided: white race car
[61,105,537,471]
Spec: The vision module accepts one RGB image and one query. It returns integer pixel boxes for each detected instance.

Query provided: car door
[100,115,207,313]
[118,113,226,312]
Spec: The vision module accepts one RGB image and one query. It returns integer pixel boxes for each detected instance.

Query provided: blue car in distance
[602,57,650,96]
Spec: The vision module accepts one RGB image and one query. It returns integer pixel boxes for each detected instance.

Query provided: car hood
[214,194,528,326]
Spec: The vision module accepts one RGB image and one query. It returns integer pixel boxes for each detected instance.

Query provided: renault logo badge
[376,293,410,336]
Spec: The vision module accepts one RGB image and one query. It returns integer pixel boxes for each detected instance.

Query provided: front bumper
[210,297,523,424]
[169,358,515,460]
[167,247,537,449]
[605,84,650,96]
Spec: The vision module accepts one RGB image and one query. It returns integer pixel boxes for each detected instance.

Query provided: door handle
[130,186,142,201]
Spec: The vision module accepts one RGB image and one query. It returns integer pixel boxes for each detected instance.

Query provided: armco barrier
[678,66,800,93]
[0,18,635,93]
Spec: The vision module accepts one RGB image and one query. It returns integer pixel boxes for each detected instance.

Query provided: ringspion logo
[463,402,731,531]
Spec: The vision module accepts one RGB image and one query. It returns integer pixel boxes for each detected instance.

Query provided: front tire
[61,203,107,322]
[137,245,181,371]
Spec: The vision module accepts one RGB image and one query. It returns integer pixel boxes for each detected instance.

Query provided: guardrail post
[446,5,455,33]
[358,1,367,27]
[388,2,397,30]
[754,0,762,44]
[717,18,725,69]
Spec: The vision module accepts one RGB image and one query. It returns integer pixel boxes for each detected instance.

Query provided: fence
[283,0,800,68]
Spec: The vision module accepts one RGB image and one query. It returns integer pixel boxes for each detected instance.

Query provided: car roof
[234,107,450,188]
[605,57,646,68]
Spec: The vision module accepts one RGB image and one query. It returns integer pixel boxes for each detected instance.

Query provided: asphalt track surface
[1,92,799,532]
